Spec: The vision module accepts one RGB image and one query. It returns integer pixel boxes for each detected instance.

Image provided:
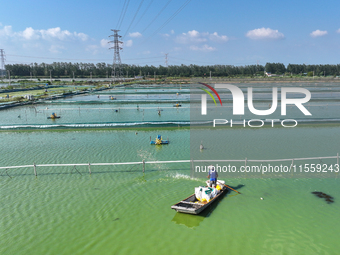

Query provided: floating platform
[150,135,169,145]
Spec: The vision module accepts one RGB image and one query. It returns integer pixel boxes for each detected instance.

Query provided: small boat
[173,103,181,107]
[47,113,60,119]
[150,135,169,145]
[171,184,228,214]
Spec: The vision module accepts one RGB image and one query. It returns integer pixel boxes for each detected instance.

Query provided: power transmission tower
[109,29,123,79]
[165,53,168,67]
[0,49,5,77]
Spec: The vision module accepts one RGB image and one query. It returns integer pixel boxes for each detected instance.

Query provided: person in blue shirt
[207,165,218,187]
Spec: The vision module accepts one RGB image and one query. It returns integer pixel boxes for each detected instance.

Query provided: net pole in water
[33,163,37,177]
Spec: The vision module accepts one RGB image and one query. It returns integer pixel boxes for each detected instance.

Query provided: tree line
[3,62,340,78]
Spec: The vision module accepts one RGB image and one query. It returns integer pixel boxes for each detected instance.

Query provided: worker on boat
[207,165,218,187]
[155,135,162,145]
[50,112,57,119]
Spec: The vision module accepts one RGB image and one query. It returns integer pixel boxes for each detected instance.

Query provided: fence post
[33,163,37,177]
[289,159,294,172]
[142,159,145,173]
[88,163,91,175]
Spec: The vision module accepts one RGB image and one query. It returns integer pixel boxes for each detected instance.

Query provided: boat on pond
[171,182,228,215]
[47,113,61,119]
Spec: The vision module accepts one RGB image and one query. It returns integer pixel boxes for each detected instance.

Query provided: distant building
[265,71,277,77]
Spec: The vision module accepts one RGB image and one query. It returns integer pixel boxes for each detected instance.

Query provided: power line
[132,0,154,30]
[6,54,164,62]
[139,0,191,46]
[171,56,217,65]
[141,0,173,34]
[117,0,131,29]
[122,0,145,40]
[116,0,128,28]
[147,0,191,40]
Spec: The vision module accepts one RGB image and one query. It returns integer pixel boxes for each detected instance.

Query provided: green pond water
[1,83,340,255]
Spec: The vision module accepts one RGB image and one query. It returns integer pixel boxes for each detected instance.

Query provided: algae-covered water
[1,83,340,255]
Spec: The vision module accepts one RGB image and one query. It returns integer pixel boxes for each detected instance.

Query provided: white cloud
[0,25,88,41]
[41,27,71,40]
[162,33,170,39]
[21,27,39,40]
[129,32,142,38]
[125,40,133,47]
[49,45,65,53]
[337,28,340,33]
[100,39,109,48]
[189,44,216,52]
[170,30,175,34]
[246,27,284,40]
[310,29,328,37]
[76,32,88,41]
[209,32,229,42]
[86,45,99,55]
[176,30,228,44]
[40,27,88,41]
[0,25,14,37]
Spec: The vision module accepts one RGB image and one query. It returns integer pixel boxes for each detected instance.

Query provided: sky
[1,0,340,67]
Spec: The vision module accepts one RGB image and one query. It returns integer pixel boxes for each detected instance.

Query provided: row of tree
[3,62,340,78]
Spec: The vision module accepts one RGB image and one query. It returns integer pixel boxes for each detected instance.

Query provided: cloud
[0,25,14,37]
[86,45,99,55]
[49,45,65,54]
[209,32,229,43]
[100,39,109,47]
[21,27,40,40]
[337,29,340,33]
[125,40,133,47]
[189,44,216,52]
[0,25,89,41]
[176,30,207,44]
[170,30,175,34]
[176,30,229,45]
[40,27,88,41]
[246,27,284,40]
[129,32,142,38]
[310,29,328,37]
